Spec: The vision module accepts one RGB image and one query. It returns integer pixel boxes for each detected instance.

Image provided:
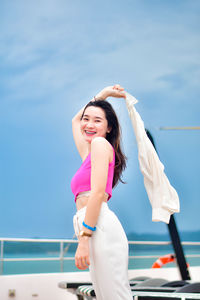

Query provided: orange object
[152,254,175,268]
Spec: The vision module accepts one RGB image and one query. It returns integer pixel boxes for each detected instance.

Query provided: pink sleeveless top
[71,147,115,202]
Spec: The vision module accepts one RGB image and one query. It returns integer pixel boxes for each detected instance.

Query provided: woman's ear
[107,127,112,133]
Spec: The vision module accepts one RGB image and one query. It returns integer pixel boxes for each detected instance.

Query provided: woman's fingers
[100,85,126,99]
[113,84,124,91]
[75,255,90,270]
[111,84,126,98]
[112,89,126,98]
[75,238,90,269]
[86,255,90,266]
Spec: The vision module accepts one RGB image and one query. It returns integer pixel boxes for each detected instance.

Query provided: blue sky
[0,0,200,238]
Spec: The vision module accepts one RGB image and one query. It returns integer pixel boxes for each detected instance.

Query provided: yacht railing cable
[0,238,199,275]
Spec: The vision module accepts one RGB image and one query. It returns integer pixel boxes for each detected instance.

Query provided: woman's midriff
[76,194,109,211]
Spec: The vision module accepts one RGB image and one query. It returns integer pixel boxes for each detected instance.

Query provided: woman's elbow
[72,117,77,124]
[91,190,106,202]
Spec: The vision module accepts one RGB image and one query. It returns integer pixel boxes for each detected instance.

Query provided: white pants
[73,202,133,300]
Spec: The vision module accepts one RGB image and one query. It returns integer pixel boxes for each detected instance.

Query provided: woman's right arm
[72,89,108,159]
[72,85,126,159]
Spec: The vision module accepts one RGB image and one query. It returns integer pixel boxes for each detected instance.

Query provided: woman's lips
[85,130,96,136]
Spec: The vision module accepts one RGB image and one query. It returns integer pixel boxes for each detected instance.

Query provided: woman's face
[80,106,110,143]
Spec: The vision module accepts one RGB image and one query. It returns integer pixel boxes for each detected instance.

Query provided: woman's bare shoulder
[91,137,113,163]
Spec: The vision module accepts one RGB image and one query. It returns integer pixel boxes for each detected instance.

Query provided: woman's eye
[95,120,101,123]
[83,117,88,121]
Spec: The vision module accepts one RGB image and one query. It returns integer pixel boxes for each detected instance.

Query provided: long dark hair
[81,99,127,188]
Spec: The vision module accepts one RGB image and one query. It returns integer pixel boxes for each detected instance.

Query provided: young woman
[71,84,133,299]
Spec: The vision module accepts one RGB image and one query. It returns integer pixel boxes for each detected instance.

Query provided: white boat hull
[0,267,199,300]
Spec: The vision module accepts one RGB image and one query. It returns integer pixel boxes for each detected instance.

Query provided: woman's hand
[75,237,90,270]
[96,84,126,100]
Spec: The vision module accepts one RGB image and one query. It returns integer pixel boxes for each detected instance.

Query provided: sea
[1,238,200,276]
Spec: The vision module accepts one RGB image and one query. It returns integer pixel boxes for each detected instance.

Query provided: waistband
[76,190,109,200]
[75,201,109,217]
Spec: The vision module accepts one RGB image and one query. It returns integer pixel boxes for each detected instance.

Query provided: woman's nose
[87,122,94,128]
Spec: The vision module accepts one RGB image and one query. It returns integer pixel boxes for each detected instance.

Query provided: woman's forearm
[72,85,125,122]
[72,90,108,123]
[72,106,87,123]
[81,192,105,234]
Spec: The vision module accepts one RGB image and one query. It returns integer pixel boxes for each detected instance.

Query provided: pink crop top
[71,147,115,202]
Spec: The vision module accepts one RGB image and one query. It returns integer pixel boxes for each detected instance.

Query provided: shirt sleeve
[125,92,180,224]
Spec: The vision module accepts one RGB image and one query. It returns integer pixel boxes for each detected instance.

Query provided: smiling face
[80,106,110,143]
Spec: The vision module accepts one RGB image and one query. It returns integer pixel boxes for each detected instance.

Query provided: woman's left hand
[75,237,90,270]
[96,84,126,100]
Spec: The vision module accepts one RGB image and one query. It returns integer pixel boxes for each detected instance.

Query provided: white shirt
[125,92,180,224]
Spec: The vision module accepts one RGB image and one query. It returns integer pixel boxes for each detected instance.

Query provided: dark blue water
[1,241,199,275]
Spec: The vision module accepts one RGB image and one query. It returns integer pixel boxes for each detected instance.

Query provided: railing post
[0,240,4,275]
[60,241,64,272]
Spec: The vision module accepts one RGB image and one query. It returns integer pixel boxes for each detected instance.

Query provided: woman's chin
[84,136,93,143]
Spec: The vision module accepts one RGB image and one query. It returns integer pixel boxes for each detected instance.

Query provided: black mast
[145,129,191,280]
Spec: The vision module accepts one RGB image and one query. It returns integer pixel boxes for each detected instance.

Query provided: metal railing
[0,237,200,275]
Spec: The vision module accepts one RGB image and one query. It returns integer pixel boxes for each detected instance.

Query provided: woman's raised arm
[72,89,107,159]
[72,85,126,159]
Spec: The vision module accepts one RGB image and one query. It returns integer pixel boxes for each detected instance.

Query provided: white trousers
[73,202,133,300]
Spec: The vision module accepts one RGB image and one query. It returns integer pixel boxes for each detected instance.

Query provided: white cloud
[1,0,199,106]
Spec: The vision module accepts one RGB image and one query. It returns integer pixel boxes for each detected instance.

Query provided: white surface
[0,267,199,300]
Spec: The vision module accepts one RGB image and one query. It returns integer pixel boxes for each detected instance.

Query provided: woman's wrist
[95,89,108,100]
[82,221,96,232]
[93,85,125,101]
[78,229,92,241]
[78,235,90,243]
